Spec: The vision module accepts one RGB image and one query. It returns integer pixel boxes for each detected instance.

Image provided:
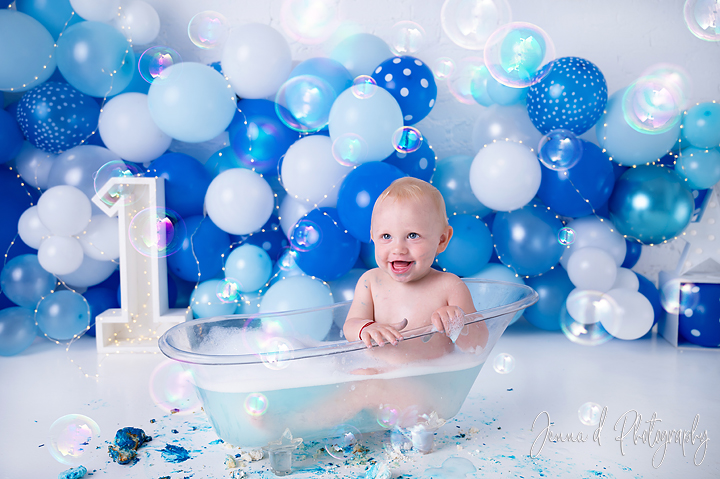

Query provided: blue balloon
[290,57,353,98]
[678,282,720,347]
[469,263,526,325]
[635,273,661,326]
[382,134,435,182]
[0,307,37,356]
[537,140,615,218]
[524,267,575,331]
[0,254,57,308]
[681,102,720,149]
[241,228,289,264]
[360,241,378,269]
[190,279,238,319]
[15,0,81,39]
[292,207,361,282]
[492,202,565,276]
[115,56,151,95]
[432,155,491,218]
[0,108,23,163]
[145,153,211,219]
[436,215,493,277]
[204,146,244,178]
[16,82,101,154]
[35,290,90,341]
[0,10,57,92]
[527,57,607,135]
[609,166,694,244]
[470,65,495,107]
[675,147,720,190]
[621,240,642,269]
[167,215,230,282]
[83,287,119,337]
[487,73,528,106]
[337,161,406,242]
[224,244,273,293]
[371,56,438,125]
[330,33,393,78]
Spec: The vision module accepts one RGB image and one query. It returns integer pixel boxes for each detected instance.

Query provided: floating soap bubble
[149,360,202,415]
[641,64,692,111]
[244,393,269,417]
[392,126,423,153]
[332,133,369,166]
[492,352,515,374]
[484,22,555,88]
[259,337,295,370]
[324,424,363,460]
[216,278,242,303]
[558,227,575,246]
[622,75,684,135]
[291,218,323,252]
[351,75,377,99]
[390,20,426,55]
[660,281,699,315]
[578,402,603,426]
[128,207,186,258]
[48,414,101,465]
[188,11,228,49]
[448,56,486,104]
[93,160,141,207]
[377,404,400,429]
[278,248,299,271]
[275,74,336,133]
[433,57,455,80]
[537,129,583,171]
[441,0,512,50]
[560,291,615,345]
[280,0,339,44]
[138,46,182,84]
[683,0,720,41]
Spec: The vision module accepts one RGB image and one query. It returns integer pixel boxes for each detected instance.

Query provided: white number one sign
[92,176,190,353]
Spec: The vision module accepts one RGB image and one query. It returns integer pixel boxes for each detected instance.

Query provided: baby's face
[371,196,451,283]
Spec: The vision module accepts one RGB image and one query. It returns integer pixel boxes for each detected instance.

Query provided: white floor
[1,319,719,479]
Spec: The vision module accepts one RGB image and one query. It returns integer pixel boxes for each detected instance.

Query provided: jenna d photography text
[530,408,710,468]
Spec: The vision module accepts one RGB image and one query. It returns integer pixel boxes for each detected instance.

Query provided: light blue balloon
[682,102,720,148]
[0,254,57,308]
[329,268,366,303]
[35,290,90,341]
[148,62,237,142]
[225,244,273,293]
[55,21,135,98]
[432,155,492,217]
[596,90,681,166]
[470,65,494,107]
[290,57,353,97]
[268,249,306,287]
[330,33,393,78]
[0,307,37,356]
[190,279,238,319]
[0,10,57,92]
[487,74,528,106]
[469,264,526,325]
[675,147,720,190]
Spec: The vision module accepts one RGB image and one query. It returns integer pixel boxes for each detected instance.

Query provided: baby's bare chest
[371,279,448,328]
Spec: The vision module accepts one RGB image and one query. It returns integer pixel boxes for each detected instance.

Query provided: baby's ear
[436,225,453,254]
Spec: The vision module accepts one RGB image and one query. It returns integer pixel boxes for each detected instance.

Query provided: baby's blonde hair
[374,177,449,227]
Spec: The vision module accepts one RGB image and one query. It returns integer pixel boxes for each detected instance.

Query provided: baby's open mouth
[391,261,413,274]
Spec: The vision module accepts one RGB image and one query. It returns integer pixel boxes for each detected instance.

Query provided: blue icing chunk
[108,427,152,464]
[58,465,87,479]
[160,444,191,463]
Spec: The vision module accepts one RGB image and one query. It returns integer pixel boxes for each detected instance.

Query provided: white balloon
[281,135,352,206]
[560,216,627,269]
[14,142,55,189]
[279,195,311,239]
[38,236,84,275]
[37,185,92,236]
[112,0,160,45]
[78,215,120,261]
[471,104,543,152]
[70,0,121,21]
[469,141,541,211]
[205,169,275,235]
[611,268,640,291]
[601,289,654,340]
[567,247,617,292]
[222,23,292,99]
[18,206,51,249]
[57,255,118,288]
[98,93,171,163]
[565,288,617,325]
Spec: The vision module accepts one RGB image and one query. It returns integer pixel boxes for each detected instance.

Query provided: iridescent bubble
[280,0,339,44]
[259,337,295,370]
[622,75,684,135]
[149,360,202,415]
[392,126,423,153]
[188,11,228,49]
[492,352,515,374]
[578,402,603,426]
[244,393,269,417]
[216,278,242,303]
[93,160,141,207]
[138,46,182,84]
[351,75,377,99]
[291,218,323,252]
[48,414,101,465]
[558,227,575,246]
[377,404,400,429]
[433,57,456,80]
[661,281,700,315]
[278,248,299,271]
[484,22,555,88]
[641,64,692,111]
[324,424,362,460]
[128,207,186,258]
[441,0,512,50]
[683,0,720,41]
[448,56,487,104]
[538,129,583,170]
[561,291,615,345]
[332,133,369,166]
[275,74,336,133]
[390,21,426,55]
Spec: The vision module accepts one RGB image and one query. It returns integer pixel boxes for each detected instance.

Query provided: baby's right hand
[360,318,408,348]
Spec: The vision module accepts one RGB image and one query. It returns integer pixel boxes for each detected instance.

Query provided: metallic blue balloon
[678,282,720,347]
[608,166,694,245]
[371,56,437,125]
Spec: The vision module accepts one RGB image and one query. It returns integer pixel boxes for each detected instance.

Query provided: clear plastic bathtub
[158,279,537,448]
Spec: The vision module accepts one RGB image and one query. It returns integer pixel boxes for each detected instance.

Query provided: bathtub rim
[158,278,538,366]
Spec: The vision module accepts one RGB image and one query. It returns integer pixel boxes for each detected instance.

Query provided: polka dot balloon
[526,57,608,135]
[371,56,437,125]
[678,282,720,347]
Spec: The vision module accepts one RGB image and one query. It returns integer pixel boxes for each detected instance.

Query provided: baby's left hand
[431,306,466,342]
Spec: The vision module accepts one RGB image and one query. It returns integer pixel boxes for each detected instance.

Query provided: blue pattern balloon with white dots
[526,57,607,135]
[371,56,437,125]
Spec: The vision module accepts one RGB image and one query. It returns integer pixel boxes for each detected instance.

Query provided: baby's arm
[439,277,489,350]
[343,271,405,348]
[430,275,477,338]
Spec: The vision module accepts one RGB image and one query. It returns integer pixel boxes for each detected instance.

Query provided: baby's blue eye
[408,232,419,239]
[381,233,391,240]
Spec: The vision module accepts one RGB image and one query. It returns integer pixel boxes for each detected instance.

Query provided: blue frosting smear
[58,465,87,479]
[161,444,191,463]
[108,427,152,465]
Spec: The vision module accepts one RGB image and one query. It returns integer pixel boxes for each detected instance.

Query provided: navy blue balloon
[492,202,565,276]
[635,273,661,326]
[0,109,23,164]
[678,282,720,347]
[527,57,607,135]
[167,215,230,282]
[16,82,101,154]
[292,207,361,282]
[83,287,119,337]
[382,135,435,182]
[337,161,406,243]
[435,215,492,277]
[145,153,211,219]
[371,56,437,125]
[621,240,642,268]
[537,140,615,218]
[524,267,575,331]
